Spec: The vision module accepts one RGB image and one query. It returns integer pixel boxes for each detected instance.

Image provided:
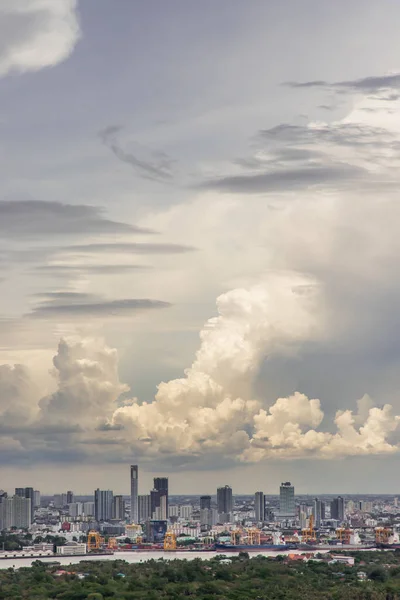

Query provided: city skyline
[3,1,400,492]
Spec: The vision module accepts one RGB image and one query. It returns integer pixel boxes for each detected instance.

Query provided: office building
[138,494,151,523]
[14,488,35,519]
[331,496,345,522]
[279,482,295,518]
[200,495,211,510]
[83,502,95,516]
[255,491,265,522]
[313,498,323,528]
[169,505,180,518]
[151,477,168,520]
[66,491,74,504]
[69,502,83,518]
[130,465,138,523]
[217,485,233,516]
[94,489,113,521]
[200,508,218,530]
[180,505,192,520]
[34,490,41,508]
[112,495,125,520]
[0,495,31,529]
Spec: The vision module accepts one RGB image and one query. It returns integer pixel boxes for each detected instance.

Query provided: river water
[0,549,317,570]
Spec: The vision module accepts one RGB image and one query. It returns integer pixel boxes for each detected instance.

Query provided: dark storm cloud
[198,164,364,194]
[28,295,171,319]
[58,242,196,254]
[99,125,174,182]
[287,73,400,94]
[0,200,153,237]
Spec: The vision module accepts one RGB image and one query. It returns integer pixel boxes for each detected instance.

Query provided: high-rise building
[313,498,322,528]
[279,482,295,518]
[83,502,95,516]
[66,491,74,504]
[330,496,345,522]
[169,505,180,518]
[14,488,35,519]
[0,495,31,529]
[94,489,113,521]
[153,477,168,520]
[34,490,41,508]
[138,494,151,523]
[69,502,83,518]
[217,485,233,514]
[112,495,125,520]
[200,508,218,530]
[179,505,192,520]
[130,465,138,523]
[200,495,211,510]
[255,491,265,522]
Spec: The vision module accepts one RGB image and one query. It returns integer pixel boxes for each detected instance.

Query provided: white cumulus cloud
[0,0,80,76]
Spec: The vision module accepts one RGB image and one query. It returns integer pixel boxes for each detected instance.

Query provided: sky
[2,0,400,495]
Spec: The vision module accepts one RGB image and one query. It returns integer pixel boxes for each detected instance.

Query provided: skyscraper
[34,490,41,508]
[112,495,125,520]
[200,495,211,510]
[0,495,31,529]
[217,485,233,522]
[138,494,151,523]
[255,491,265,522]
[15,487,34,519]
[279,482,295,518]
[153,477,168,520]
[66,491,74,504]
[330,496,345,522]
[130,465,138,523]
[313,497,322,528]
[94,489,113,521]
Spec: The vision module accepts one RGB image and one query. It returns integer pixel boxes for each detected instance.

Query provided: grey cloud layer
[28,292,171,319]
[58,242,196,254]
[287,72,400,94]
[0,200,152,238]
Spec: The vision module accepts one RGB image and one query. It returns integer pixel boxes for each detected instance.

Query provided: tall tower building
[153,477,168,520]
[94,489,113,521]
[279,482,295,518]
[138,494,151,523]
[313,498,322,528]
[130,465,138,523]
[200,495,211,510]
[255,491,265,522]
[112,495,125,520]
[66,491,74,504]
[217,485,233,522]
[330,496,345,522]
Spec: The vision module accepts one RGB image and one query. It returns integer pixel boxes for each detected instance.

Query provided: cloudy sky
[2,0,400,495]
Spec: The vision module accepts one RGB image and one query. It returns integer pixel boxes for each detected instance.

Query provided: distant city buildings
[200,495,211,510]
[112,495,125,520]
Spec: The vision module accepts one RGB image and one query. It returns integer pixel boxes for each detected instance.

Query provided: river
[0,549,319,570]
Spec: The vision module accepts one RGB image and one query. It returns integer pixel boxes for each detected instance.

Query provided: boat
[214,543,297,552]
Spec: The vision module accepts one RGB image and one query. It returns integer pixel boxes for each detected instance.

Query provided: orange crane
[87,530,104,551]
[302,514,316,542]
[375,527,392,544]
[164,531,177,551]
[246,528,261,545]
[230,529,242,545]
[336,528,351,544]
